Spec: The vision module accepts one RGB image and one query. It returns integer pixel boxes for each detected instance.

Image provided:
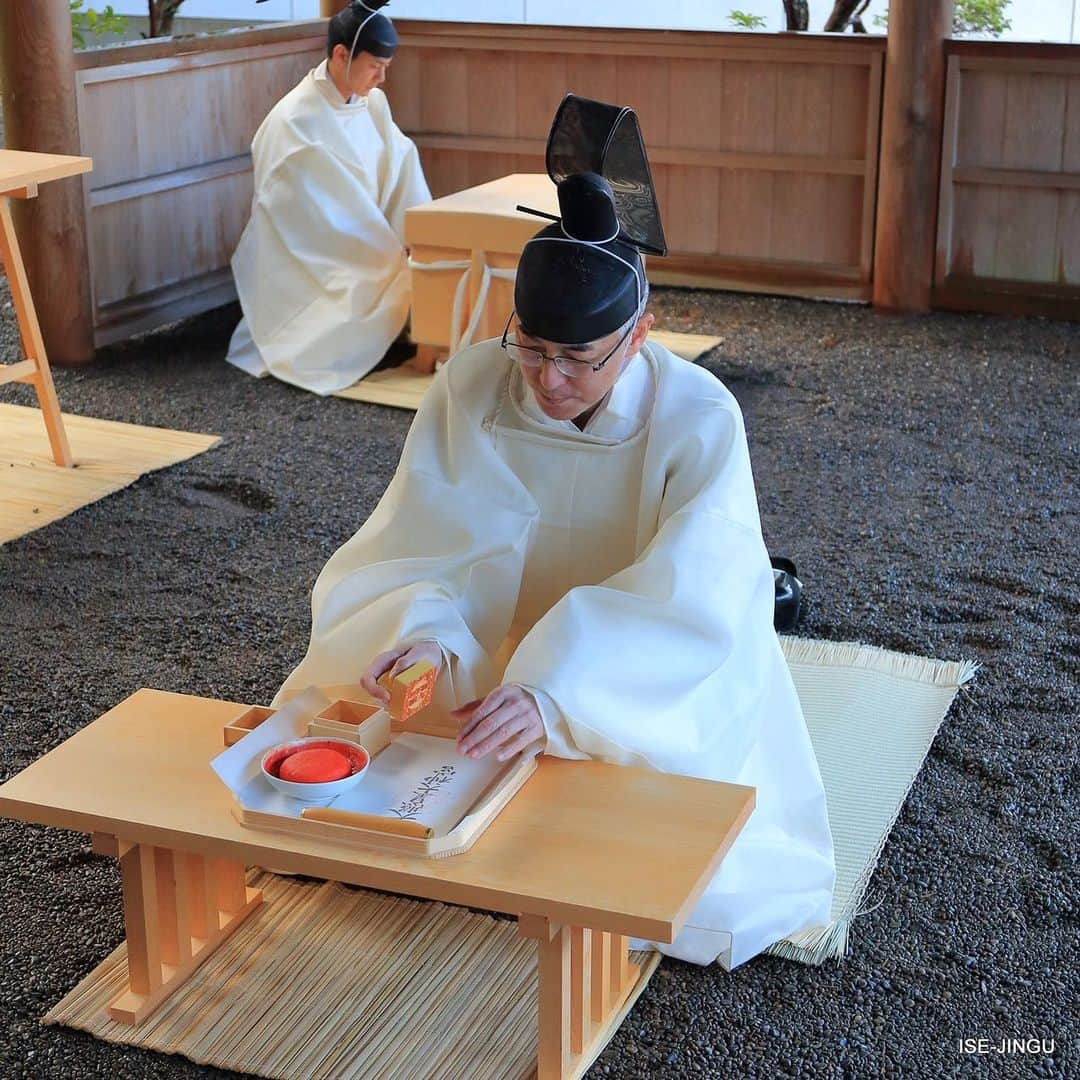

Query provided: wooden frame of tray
[222,698,537,860]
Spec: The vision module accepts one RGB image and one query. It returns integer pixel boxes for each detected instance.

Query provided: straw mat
[45,873,659,1079]
[0,404,219,544]
[771,637,977,964]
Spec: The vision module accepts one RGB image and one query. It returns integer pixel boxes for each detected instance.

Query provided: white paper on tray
[211,689,504,834]
[332,734,503,831]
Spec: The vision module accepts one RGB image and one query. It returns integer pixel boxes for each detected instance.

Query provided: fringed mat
[45,873,659,1079]
[770,637,978,965]
[0,404,219,544]
[333,330,723,411]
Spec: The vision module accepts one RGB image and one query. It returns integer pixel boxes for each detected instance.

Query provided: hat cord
[345,2,389,87]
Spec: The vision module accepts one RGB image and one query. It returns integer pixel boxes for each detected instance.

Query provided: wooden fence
[74,22,325,346]
[934,42,1080,319]
[386,23,885,301]
[64,20,1078,345]
[71,20,885,344]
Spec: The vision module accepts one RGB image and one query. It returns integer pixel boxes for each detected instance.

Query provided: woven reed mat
[769,637,977,965]
[0,403,219,545]
[333,330,723,411]
[45,873,659,1079]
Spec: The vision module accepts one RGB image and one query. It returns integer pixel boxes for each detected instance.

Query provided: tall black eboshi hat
[514,95,667,345]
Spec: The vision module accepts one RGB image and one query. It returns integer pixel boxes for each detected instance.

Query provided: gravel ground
[0,286,1076,1080]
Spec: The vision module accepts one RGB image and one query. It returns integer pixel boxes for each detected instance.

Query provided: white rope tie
[408,255,517,355]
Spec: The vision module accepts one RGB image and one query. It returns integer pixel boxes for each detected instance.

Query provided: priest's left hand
[453,685,543,762]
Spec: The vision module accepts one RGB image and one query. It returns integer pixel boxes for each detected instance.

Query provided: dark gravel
[1,286,1076,1079]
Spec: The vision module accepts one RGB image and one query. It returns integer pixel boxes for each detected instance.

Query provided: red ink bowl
[261,738,370,804]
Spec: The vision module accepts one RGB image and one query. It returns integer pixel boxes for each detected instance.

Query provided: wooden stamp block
[378,660,437,723]
[223,706,275,746]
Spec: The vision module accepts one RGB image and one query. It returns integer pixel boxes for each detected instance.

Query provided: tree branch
[782,0,810,31]
[823,0,867,32]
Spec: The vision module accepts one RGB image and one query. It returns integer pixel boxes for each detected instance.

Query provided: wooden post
[0,0,94,364]
[320,1,348,15]
[108,844,262,1025]
[520,915,643,1079]
[872,0,954,312]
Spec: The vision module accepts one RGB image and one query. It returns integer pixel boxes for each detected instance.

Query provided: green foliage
[952,0,1012,36]
[873,0,1012,37]
[70,0,127,49]
[729,10,769,29]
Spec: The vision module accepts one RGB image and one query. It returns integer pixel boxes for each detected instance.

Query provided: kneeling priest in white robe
[227,1,431,394]
[276,96,835,968]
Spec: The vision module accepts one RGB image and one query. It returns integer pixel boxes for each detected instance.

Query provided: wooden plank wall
[74,22,326,346]
[386,23,885,301]
[935,42,1080,320]
[63,22,1080,343]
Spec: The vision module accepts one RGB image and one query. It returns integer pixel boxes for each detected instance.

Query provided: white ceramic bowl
[261,737,370,804]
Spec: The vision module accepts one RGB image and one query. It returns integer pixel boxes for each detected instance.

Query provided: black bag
[771,557,803,633]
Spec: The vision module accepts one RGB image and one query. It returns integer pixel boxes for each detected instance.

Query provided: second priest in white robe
[226,7,430,395]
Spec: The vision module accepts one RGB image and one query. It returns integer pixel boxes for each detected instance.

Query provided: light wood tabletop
[405,172,558,251]
[0,687,753,943]
[0,149,92,194]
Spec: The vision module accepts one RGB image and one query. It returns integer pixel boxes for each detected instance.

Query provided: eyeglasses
[500,313,633,379]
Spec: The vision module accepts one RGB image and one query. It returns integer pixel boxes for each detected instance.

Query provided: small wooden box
[223,705,276,746]
[405,174,558,351]
[311,698,382,740]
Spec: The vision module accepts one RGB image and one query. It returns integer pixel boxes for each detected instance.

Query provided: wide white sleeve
[369,89,432,242]
[502,400,777,782]
[275,353,536,707]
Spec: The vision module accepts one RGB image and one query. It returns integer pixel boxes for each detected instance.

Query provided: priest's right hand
[361,640,443,706]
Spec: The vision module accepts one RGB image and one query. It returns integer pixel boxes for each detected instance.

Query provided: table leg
[0,194,73,468]
[519,916,645,1080]
[92,835,262,1025]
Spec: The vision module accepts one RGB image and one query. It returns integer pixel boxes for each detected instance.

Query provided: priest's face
[330,45,391,98]
[516,313,655,423]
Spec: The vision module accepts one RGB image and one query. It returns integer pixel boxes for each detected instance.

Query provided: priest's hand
[453,685,543,762]
[361,640,443,707]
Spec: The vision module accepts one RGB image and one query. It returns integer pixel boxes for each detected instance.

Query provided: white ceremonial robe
[226,60,431,394]
[276,339,835,967]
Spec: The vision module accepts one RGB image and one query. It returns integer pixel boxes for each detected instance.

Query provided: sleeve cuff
[515,684,590,761]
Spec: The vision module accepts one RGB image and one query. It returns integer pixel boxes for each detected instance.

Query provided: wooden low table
[0,149,93,468]
[0,689,753,1079]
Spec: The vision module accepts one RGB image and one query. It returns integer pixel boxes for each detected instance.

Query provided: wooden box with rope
[404,173,559,372]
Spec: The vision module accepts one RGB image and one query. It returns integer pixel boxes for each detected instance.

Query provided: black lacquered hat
[514,95,667,345]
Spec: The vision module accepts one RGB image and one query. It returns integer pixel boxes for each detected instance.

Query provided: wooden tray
[222,698,537,859]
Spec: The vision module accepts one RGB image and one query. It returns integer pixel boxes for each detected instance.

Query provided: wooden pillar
[0,0,94,364]
[872,0,954,313]
[320,1,348,15]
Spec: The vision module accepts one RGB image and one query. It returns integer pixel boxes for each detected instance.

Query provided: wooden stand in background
[0,150,93,467]
[405,175,559,360]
